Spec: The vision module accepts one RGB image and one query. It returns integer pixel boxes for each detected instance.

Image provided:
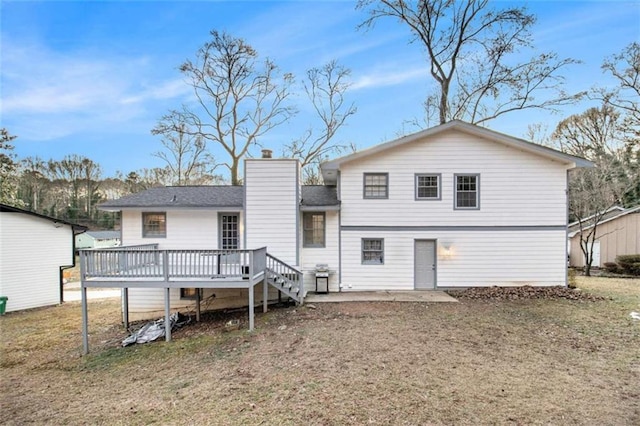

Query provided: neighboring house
[91,120,591,321]
[568,205,640,268]
[0,204,87,312]
[76,230,121,250]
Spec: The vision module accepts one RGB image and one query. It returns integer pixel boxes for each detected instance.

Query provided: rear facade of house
[97,121,590,319]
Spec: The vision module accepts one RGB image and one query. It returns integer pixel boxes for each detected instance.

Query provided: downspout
[60,225,87,303]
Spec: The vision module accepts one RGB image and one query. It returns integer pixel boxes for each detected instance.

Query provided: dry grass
[1,276,639,425]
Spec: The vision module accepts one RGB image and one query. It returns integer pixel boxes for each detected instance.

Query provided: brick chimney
[261,149,273,159]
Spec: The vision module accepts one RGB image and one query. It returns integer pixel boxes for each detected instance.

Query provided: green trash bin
[0,296,7,315]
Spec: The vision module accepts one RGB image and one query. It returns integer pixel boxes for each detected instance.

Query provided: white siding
[0,213,73,312]
[121,209,240,249]
[301,211,340,292]
[126,286,280,321]
[245,159,299,265]
[341,230,567,290]
[340,129,569,227]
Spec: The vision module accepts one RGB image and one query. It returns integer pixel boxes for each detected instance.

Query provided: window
[180,288,202,300]
[303,212,325,248]
[416,174,441,200]
[455,174,480,209]
[220,214,239,250]
[363,173,389,199]
[362,238,384,264]
[142,212,166,237]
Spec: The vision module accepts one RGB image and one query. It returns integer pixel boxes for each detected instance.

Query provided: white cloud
[0,39,190,140]
[351,66,427,90]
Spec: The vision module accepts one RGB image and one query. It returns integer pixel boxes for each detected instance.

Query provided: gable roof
[321,120,593,184]
[0,203,87,231]
[98,186,244,210]
[568,205,640,237]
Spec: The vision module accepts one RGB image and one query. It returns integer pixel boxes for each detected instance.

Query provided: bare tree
[551,106,631,276]
[0,128,22,206]
[357,0,582,126]
[283,60,357,183]
[151,113,218,185]
[168,30,295,185]
[599,42,640,133]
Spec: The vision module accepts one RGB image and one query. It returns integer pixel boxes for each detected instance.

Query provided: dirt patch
[447,285,606,301]
[1,277,639,425]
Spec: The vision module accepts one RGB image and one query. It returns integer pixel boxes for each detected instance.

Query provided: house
[568,205,640,268]
[76,230,121,250]
[0,204,87,312]
[84,120,591,346]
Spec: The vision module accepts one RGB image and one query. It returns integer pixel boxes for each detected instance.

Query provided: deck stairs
[265,253,305,304]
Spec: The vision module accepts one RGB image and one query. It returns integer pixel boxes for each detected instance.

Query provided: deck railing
[80,245,268,281]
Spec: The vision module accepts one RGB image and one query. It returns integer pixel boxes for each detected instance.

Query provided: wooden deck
[79,245,303,354]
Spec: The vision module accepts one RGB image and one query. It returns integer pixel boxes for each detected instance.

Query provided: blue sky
[1,0,638,178]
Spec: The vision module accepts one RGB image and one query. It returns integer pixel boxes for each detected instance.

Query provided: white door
[415,240,436,289]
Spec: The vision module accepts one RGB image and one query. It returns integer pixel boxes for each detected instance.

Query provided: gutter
[60,225,87,303]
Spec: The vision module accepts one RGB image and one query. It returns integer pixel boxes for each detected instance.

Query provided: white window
[455,174,480,209]
[416,174,441,200]
[142,212,166,237]
[303,212,325,248]
[362,238,384,264]
[364,173,389,199]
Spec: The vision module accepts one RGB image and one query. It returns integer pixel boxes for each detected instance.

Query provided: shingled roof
[99,186,244,210]
[99,185,340,210]
[301,186,340,207]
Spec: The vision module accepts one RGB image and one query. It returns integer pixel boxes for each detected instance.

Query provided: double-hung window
[362,238,384,264]
[142,212,166,237]
[303,212,325,248]
[363,173,389,199]
[415,174,441,200]
[454,174,480,209]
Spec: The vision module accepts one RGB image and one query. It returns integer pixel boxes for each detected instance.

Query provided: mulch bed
[447,285,606,301]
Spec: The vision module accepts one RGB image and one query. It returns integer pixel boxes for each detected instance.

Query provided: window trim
[363,173,389,199]
[142,212,167,238]
[303,212,326,248]
[218,212,240,250]
[361,238,384,265]
[415,173,442,201]
[454,173,480,210]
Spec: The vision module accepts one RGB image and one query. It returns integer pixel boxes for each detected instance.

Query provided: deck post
[195,288,201,322]
[81,286,89,355]
[122,288,129,329]
[263,277,268,313]
[248,284,254,331]
[164,287,171,342]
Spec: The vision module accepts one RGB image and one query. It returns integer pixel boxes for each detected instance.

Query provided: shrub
[616,254,640,276]
[603,262,621,274]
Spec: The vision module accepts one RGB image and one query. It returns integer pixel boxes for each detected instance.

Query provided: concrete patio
[305,290,458,303]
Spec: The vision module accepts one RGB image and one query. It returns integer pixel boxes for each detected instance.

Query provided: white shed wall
[340,230,566,290]
[340,129,569,227]
[0,213,73,312]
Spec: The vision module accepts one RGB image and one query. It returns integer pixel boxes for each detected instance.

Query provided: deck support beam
[81,286,89,355]
[263,278,268,313]
[122,288,129,329]
[164,287,171,342]
[195,288,201,322]
[248,284,254,331]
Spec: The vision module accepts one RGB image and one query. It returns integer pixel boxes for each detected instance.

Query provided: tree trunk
[439,80,449,124]
[230,158,240,186]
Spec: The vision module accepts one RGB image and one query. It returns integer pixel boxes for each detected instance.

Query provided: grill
[315,264,329,293]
